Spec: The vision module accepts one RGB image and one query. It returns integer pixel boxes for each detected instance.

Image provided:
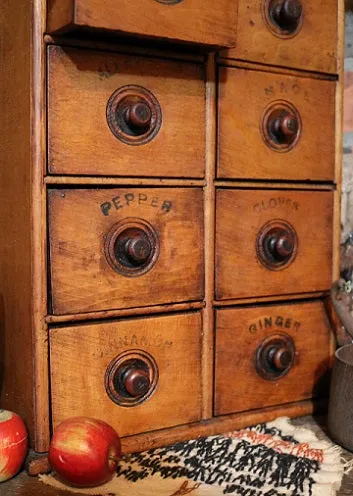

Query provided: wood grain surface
[0,0,35,442]
[218,66,336,181]
[48,46,206,178]
[48,187,204,314]
[49,312,202,437]
[220,0,338,74]
[214,300,332,415]
[215,189,333,300]
[47,0,237,48]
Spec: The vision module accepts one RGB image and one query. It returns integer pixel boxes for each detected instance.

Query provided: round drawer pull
[105,350,159,407]
[124,232,153,266]
[264,0,303,37]
[123,102,152,132]
[256,333,295,380]
[106,85,162,146]
[104,218,160,277]
[262,101,301,152]
[256,219,298,271]
[123,368,151,397]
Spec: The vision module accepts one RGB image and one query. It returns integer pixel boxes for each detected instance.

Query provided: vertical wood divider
[333,0,345,281]
[330,0,345,362]
[202,54,216,419]
[32,0,50,451]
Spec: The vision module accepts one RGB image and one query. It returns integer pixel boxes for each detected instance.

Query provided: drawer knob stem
[123,368,151,398]
[256,334,295,380]
[267,346,292,372]
[124,102,152,131]
[272,0,302,30]
[124,234,152,266]
[271,112,298,143]
[267,231,294,261]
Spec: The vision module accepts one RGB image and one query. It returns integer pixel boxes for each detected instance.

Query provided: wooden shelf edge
[121,398,326,454]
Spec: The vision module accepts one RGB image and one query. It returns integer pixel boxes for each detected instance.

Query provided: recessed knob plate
[256,333,296,380]
[106,85,162,145]
[105,350,159,407]
[104,218,160,277]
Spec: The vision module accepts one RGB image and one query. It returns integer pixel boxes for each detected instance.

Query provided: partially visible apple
[48,417,121,487]
[0,409,28,482]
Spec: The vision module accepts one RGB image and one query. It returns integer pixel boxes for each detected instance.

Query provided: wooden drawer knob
[123,368,151,397]
[105,351,159,407]
[123,102,152,133]
[256,220,297,270]
[104,218,160,277]
[269,0,303,33]
[265,229,294,262]
[269,111,298,143]
[256,334,295,380]
[106,85,162,145]
[124,232,153,266]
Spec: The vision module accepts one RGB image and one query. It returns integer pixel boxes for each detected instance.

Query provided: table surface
[1,416,353,495]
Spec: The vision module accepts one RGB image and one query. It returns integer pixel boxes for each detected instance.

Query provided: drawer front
[50,312,202,436]
[47,46,205,178]
[218,67,335,181]
[221,0,338,74]
[48,187,204,314]
[215,189,333,300]
[47,0,237,48]
[214,301,331,416]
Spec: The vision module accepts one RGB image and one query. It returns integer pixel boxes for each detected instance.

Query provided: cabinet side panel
[0,1,35,440]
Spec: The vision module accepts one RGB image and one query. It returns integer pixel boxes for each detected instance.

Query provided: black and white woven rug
[40,417,344,496]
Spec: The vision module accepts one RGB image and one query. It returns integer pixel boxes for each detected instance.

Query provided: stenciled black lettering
[124,193,135,206]
[112,195,122,210]
[293,321,301,331]
[161,200,172,213]
[249,324,257,333]
[101,202,112,216]
[275,316,283,327]
[150,197,159,208]
[264,317,272,328]
[285,318,292,329]
[138,193,147,204]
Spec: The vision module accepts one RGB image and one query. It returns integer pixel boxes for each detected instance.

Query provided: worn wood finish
[50,312,202,437]
[0,0,36,443]
[218,66,336,181]
[214,301,331,416]
[46,301,204,323]
[48,46,206,178]
[215,189,333,300]
[48,187,204,314]
[45,176,206,187]
[220,0,338,74]
[47,0,237,48]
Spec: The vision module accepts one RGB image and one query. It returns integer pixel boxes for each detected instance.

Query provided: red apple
[48,417,121,487]
[0,409,28,482]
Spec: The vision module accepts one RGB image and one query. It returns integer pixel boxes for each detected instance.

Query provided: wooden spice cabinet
[0,0,344,453]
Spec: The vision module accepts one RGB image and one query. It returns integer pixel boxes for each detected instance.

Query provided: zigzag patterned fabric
[40,417,344,496]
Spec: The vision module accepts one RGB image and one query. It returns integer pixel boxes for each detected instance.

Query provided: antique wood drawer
[50,311,202,436]
[47,0,237,48]
[214,301,331,416]
[47,46,205,178]
[215,189,333,300]
[218,66,335,181]
[48,187,204,315]
[220,0,338,74]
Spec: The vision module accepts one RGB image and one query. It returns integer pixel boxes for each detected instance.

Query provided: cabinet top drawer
[220,0,338,74]
[47,0,237,48]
